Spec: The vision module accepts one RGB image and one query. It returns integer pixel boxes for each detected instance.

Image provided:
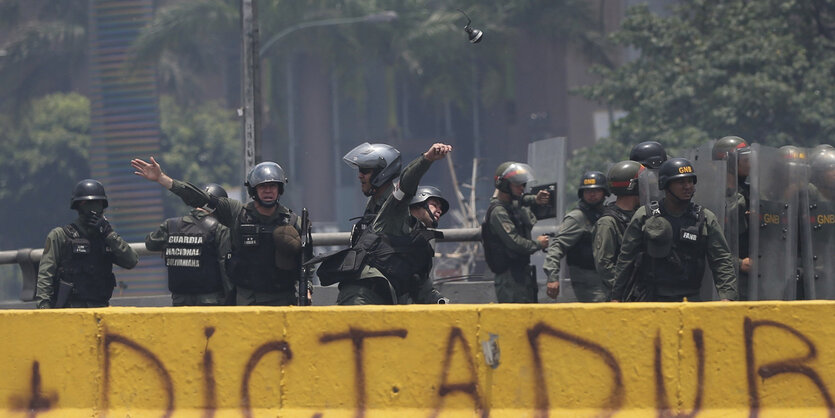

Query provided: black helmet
[629,141,667,169]
[410,185,450,215]
[809,144,834,161]
[71,179,108,210]
[658,158,697,190]
[712,136,750,160]
[811,150,835,187]
[607,161,644,196]
[494,162,535,194]
[245,162,287,203]
[577,171,609,199]
[342,142,402,190]
[203,183,228,199]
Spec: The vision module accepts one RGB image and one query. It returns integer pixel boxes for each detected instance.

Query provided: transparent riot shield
[527,137,567,298]
[527,137,566,221]
[748,144,802,300]
[687,141,728,301]
[638,168,664,207]
[801,152,835,299]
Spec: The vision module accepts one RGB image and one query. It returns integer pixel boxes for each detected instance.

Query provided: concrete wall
[2,302,835,417]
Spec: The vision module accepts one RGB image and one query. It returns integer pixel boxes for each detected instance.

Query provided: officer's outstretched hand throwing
[131,156,173,189]
[423,143,453,161]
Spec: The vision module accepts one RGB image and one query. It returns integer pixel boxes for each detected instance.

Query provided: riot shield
[638,168,664,207]
[527,137,566,221]
[687,141,728,301]
[747,144,802,300]
[801,151,835,299]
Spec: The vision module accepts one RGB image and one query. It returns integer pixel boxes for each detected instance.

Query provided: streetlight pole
[256,10,397,183]
[240,0,261,189]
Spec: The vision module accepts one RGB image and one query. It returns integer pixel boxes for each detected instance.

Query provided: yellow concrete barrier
[1,302,834,417]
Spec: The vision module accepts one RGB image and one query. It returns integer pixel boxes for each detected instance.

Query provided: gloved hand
[87,212,114,237]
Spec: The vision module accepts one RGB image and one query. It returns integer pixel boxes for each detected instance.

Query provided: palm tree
[0,0,89,118]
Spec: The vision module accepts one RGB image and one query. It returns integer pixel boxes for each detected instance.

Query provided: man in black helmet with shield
[132,157,310,306]
[35,179,139,308]
[145,184,234,306]
[611,158,737,302]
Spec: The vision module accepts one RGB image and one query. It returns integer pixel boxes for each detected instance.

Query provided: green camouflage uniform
[145,208,233,306]
[592,205,636,294]
[35,218,138,309]
[486,195,541,303]
[611,202,738,301]
[543,201,608,302]
[168,180,309,306]
[337,155,436,305]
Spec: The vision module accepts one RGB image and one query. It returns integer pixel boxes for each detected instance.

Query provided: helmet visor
[343,142,386,170]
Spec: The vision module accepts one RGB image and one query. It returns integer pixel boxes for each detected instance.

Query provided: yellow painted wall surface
[1,302,834,417]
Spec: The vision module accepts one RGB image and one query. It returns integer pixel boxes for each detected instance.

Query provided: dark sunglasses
[358,167,375,175]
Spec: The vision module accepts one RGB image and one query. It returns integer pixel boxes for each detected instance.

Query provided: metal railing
[0,227,494,302]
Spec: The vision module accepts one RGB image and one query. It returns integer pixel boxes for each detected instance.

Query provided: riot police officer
[401,185,451,304]
[611,158,737,302]
[315,142,452,305]
[482,162,551,303]
[145,183,233,306]
[342,142,403,245]
[35,179,139,308]
[712,136,752,298]
[132,157,309,306]
[802,148,835,299]
[592,161,644,293]
[543,171,609,302]
[630,141,668,205]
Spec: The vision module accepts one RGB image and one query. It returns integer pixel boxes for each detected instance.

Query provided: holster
[55,280,74,308]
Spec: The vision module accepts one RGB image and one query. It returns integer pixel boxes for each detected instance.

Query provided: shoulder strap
[288,211,300,234]
[166,217,180,234]
[63,223,82,239]
[692,203,707,235]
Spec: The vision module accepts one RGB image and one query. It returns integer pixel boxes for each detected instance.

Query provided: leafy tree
[0,92,91,249]
[578,0,835,161]
[0,0,89,116]
[156,95,242,217]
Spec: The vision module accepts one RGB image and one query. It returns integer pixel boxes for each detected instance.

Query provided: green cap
[644,216,673,258]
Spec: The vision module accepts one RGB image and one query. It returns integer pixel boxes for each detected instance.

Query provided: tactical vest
[350,213,377,247]
[57,224,116,302]
[228,207,299,292]
[641,202,707,295]
[564,205,601,270]
[352,226,438,296]
[164,216,223,294]
[481,200,531,274]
